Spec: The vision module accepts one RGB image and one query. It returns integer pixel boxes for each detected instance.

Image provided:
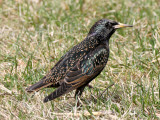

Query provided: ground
[0,0,160,119]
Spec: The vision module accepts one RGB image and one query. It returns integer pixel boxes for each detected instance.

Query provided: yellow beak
[114,22,133,29]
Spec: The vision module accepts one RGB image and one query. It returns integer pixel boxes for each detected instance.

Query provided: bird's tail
[43,82,72,103]
[26,80,53,93]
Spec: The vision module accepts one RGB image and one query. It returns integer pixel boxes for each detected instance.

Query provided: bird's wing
[26,36,101,93]
[43,45,108,102]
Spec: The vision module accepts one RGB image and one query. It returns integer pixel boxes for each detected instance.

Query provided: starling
[26,19,132,103]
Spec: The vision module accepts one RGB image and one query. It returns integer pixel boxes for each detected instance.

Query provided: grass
[0,0,160,119]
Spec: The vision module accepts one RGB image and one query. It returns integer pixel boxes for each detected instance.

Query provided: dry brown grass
[0,0,160,119]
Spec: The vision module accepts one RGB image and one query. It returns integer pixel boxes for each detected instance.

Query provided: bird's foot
[75,96,83,107]
[99,82,115,97]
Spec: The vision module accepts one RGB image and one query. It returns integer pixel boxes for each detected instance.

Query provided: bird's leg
[75,85,86,107]
[75,86,85,98]
[99,82,115,97]
[87,84,93,89]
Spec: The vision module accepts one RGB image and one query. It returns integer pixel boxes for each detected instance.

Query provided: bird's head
[88,19,132,39]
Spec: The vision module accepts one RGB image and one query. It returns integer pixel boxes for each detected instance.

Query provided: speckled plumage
[26,19,132,102]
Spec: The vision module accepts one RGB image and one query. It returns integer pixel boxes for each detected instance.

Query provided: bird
[26,19,132,103]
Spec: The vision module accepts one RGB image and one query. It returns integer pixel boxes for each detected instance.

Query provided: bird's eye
[105,22,109,27]
[111,22,118,26]
[105,22,111,27]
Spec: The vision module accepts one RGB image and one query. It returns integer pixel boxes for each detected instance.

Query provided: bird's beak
[114,22,133,29]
